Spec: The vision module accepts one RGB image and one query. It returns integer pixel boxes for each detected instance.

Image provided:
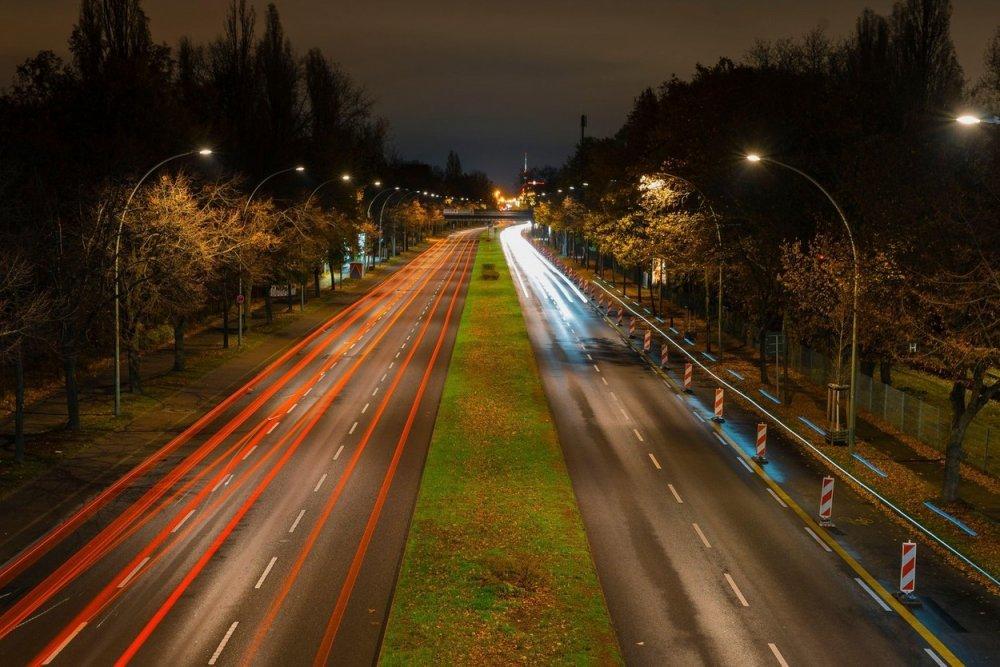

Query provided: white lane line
[303,387,313,397]
[854,577,892,611]
[208,621,239,665]
[224,474,234,487]
[668,484,683,504]
[334,445,344,460]
[349,421,358,434]
[766,488,788,508]
[406,335,411,341]
[768,643,789,667]
[736,457,754,473]
[632,428,645,442]
[648,453,662,470]
[288,509,306,533]
[587,354,593,361]
[609,391,619,402]
[320,371,326,378]
[694,412,705,422]
[211,476,227,493]
[313,473,328,493]
[242,444,258,460]
[804,526,832,552]
[283,403,297,415]
[349,342,356,349]
[401,343,407,350]
[172,509,195,533]
[381,373,387,382]
[714,433,727,446]
[620,407,630,421]
[925,648,947,667]
[579,343,586,350]
[255,557,278,589]
[42,621,87,665]
[601,377,608,385]
[117,557,151,589]
[395,352,400,359]
[724,573,750,607]
[362,403,370,414]
[389,361,394,369]
[266,421,280,435]
[692,523,712,548]
[372,387,379,396]
[593,364,601,373]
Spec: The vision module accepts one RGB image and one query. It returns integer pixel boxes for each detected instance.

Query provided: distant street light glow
[746,153,762,162]
[295,166,306,172]
[341,173,351,181]
[198,148,213,155]
[956,115,981,125]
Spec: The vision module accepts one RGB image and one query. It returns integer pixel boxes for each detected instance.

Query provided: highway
[0,231,478,665]
[501,223,996,667]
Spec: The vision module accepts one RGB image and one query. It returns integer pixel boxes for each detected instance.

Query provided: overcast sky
[2,1,997,187]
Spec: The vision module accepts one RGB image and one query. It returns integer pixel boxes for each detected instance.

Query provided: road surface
[501,223,997,667]
[0,231,477,665]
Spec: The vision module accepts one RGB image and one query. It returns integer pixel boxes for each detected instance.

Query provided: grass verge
[380,234,621,665]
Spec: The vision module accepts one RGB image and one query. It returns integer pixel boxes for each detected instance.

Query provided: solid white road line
[737,458,754,473]
[925,648,947,667]
[854,577,892,611]
[117,557,151,589]
[333,445,344,460]
[349,421,358,434]
[804,526,832,552]
[266,421,280,434]
[766,488,788,508]
[313,473,328,493]
[633,428,644,442]
[648,453,662,470]
[255,557,278,590]
[768,643,789,667]
[288,509,306,533]
[208,621,239,665]
[668,484,683,504]
[692,523,712,548]
[172,509,195,533]
[362,403,370,414]
[724,573,750,607]
[42,621,87,665]
[242,444,258,461]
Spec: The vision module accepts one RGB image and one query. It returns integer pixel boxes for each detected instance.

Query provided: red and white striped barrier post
[712,387,725,422]
[897,541,920,605]
[616,309,623,326]
[628,317,636,338]
[660,342,669,368]
[683,362,693,393]
[643,329,652,352]
[753,422,768,464]
[819,476,835,527]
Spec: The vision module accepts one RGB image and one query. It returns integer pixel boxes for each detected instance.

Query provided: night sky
[2,1,997,187]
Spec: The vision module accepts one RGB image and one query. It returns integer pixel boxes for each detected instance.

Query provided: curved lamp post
[238,165,305,347]
[114,148,213,416]
[746,153,860,453]
[651,173,724,354]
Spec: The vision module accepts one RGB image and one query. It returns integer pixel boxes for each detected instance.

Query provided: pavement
[501,223,1000,667]
[0,231,478,665]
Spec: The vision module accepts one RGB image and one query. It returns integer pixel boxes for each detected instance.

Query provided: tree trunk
[879,358,892,385]
[242,283,251,334]
[758,325,769,384]
[704,267,712,353]
[222,295,230,349]
[943,381,971,502]
[314,267,321,297]
[127,342,142,395]
[173,317,186,372]
[61,325,80,431]
[264,286,273,324]
[13,344,25,463]
[860,359,876,377]
[286,282,293,312]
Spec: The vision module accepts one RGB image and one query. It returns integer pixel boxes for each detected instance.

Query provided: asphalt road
[501,223,998,667]
[0,230,478,666]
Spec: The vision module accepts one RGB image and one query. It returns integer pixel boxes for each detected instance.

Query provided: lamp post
[239,165,305,347]
[114,148,213,417]
[746,153,860,453]
[649,173,724,354]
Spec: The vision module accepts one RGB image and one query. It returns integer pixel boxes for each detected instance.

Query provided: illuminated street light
[374,180,382,187]
[956,113,1000,125]
[341,173,351,181]
[745,153,859,453]
[114,147,214,416]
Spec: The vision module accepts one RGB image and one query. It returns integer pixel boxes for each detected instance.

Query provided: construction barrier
[899,542,918,604]
[660,342,669,368]
[684,362,693,392]
[819,476,835,526]
[754,422,768,464]
[643,329,652,352]
[712,387,725,422]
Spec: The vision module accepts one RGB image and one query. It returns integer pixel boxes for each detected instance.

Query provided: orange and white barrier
[712,387,725,422]
[660,342,669,368]
[899,542,917,599]
[643,329,652,351]
[754,422,768,464]
[819,476,835,526]
[683,362,693,392]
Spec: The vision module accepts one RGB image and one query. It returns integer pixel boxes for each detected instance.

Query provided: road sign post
[819,476,835,527]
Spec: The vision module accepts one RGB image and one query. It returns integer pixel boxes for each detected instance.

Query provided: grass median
[381,233,621,665]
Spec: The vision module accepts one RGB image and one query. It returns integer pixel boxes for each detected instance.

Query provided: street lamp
[113,148,213,416]
[745,153,860,453]
[956,113,1000,125]
[648,173,724,354]
[238,165,306,347]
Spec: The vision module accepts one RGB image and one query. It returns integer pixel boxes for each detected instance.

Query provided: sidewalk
[533,237,1000,588]
[0,244,429,562]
